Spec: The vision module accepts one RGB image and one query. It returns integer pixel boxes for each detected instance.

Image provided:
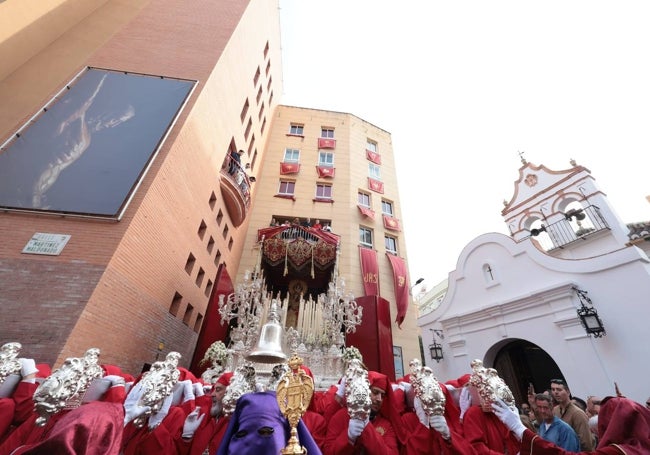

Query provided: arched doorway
[486,339,564,407]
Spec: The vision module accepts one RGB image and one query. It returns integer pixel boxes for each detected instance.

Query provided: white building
[419,158,650,405]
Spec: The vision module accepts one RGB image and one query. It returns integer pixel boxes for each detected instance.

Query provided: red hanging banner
[366,150,382,165]
[316,166,336,178]
[367,177,384,193]
[386,254,409,328]
[382,214,400,231]
[359,246,380,296]
[280,162,301,174]
[318,138,336,149]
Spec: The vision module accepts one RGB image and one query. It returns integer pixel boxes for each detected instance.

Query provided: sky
[277,1,650,290]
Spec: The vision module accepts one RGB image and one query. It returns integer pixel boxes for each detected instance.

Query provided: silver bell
[247,300,287,364]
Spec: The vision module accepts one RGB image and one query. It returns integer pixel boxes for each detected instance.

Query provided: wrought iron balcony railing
[527,205,610,250]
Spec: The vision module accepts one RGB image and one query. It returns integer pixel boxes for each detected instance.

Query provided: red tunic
[462,406,520,454]
[302,409,327,450]
[323,407,398,455]
[0,411,68,455]
[10,381,38,425]
[400,411,477,455]
[521,430,622,455]
[0,400,15,443]
[121,406,186,455]
[10,401,123,455]
[177,414,230,455]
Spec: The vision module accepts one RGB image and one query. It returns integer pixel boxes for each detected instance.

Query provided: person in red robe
[463,403,521,455]
[121,368,196,455]
[322,371,400,455]
[0,359,49,443]
[176,371,233,455]
[0,369,126,455]
[8,400,124,455]
[492,395,650,455]
[400,394,476,455]
[297,365,327,450]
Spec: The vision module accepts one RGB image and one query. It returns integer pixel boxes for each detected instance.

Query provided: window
[369,163,381,179]
[194,313,204,332]
[289,124,304,136]
[366,140,377,153]
[385,235,397,254]
[263,41,269,58]
[183,303,193,325]
[316,184,332,199]
[170,292,182,316]
[195,267,205,287]
[185,253,196,274]
[358,192,371,207]
[240,99,249,123]
[256,86,263,104]
[278,181,295,196]
[197,220,207,239]
[382,200,394,216]
[321,127,335,138]
[253,67,261,86]
[265,60,271,76]
[244,118,252,140]
[319,151,334,167]
[359,227,373,247]
[258,102,265,120]
[247,135,255,156]
[284,148,300,162]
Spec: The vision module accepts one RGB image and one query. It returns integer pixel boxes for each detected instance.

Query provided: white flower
[200,341,228,366]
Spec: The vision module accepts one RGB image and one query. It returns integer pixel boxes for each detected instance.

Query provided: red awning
[358,205,375,219]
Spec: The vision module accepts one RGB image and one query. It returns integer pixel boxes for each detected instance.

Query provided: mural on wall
[0,67,195,218]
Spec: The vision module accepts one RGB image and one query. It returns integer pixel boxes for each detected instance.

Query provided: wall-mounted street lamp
[429,328,444,362]
[573,286,606,338]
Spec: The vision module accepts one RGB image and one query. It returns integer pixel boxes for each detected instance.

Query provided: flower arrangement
[342,346,362,364]
[200,340,229,367]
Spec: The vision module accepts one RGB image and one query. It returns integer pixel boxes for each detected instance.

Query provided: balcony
[527,205,610,250]
[219,160,252,227]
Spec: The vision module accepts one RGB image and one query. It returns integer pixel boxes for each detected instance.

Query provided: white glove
[399,381,412,395]
[123,382,151,426]
[19,358,38,381]
[347,417,368,442]
[492,398,526,440]
[335,377,346,399]
[148,393,173,430]
[192,382,205,397]
[413,397,429,428]
[104,375,126,387]
[182,408,205,438]
[459,386,472,420]
[182,380,195,403]
[429,415,451,440]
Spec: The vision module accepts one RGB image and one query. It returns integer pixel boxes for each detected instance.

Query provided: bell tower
[501,156,631,258]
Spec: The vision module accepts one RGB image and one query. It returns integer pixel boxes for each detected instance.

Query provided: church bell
[246,299,288,364]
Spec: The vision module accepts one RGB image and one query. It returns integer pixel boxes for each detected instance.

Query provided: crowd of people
[270,217,333,233]
[1,341,649,455]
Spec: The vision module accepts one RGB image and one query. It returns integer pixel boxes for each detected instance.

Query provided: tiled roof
[627,221,650,241]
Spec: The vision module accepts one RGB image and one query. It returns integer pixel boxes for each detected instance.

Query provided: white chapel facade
[419,158,650,404]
